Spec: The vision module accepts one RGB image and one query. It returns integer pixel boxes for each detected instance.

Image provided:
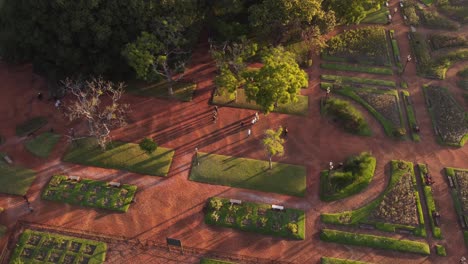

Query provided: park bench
[3,155,12,164]
[229,199,242,205]
[271,204,284,211]
[68,175,81,182]
[108,181,121,188]
[448,176,455,188]
[432,211,441,227]
[359,224,375,230]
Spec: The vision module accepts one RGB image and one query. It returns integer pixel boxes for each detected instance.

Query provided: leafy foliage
[322,98,372,136]
[262,127,285,169]
[323,0,386,25]
[139,138,158,155]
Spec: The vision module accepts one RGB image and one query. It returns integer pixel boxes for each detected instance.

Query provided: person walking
[247,129,251,137]
[255,112,259,120]
[214,106,218,113]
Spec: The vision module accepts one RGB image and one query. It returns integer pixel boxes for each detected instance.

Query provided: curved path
[0,2,467,264]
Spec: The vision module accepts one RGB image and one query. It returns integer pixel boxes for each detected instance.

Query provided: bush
[421,10,460,30]
[322,98,372,136]
[430,34,467,50]
[320,229,430,255]
[139,138,158,155]
[436,245,447,256]
[209,198,224,211]
[287,223,298,233]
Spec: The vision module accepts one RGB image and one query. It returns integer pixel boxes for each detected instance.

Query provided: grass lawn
[320,229,430,255]
[0,156,36,195]
[16,116,48,137]
[10,229,107,264]
[25,132,61,158]
[212,88,309,116]
[321,160,426,237]
[321,257,373,264]
[321,63,393,75]
[321,74,396,87]
[362,7,390,24]
[189,152,306,197]
[320,152,376,202]
[63,138,174,176]
[42,175,137,212]
[200,258,236,264]
[205,197,305,239]
[126,80,197,102]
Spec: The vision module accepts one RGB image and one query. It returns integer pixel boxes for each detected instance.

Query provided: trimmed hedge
[321,74,396,87]
[321,63,393,75]
[321,257,372,264]
[321,97,372,136]
[418,164,442,239]
[320,229,430,255]
[436,245,447,256]
[401,91,420,142]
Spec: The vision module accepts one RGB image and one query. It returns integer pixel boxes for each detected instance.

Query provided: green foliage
[205,197,306,239]
[435,245,447,256]
[321,257,372,264]
[189,152,307,197]
[401,1,420,26]
[139,138,158,155]
[42,175,137,212]
[126,80,197,101]
[437,0,468,24]
[243,47,308,113]
[324,0,386,25]
[0,157,36,195]
[25,132,61,158]
[320,63,393,75]
[16,117,47,137]
[361,7,390,24]
[321,98,372,136]
[420,9,459,30]
[215,66,243,99]
[320,229,430,255]
[401,91,420,142]
[63,138,174,176]
[209,198,224,211]
[10,229,107,264]
[321,74,396,87]
[200,258,235,264]
[321,152,376,201]
[430,34,467,50]
[262,127,285,169]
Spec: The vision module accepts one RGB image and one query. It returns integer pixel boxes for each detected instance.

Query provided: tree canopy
[262,127,285,169]
[243,47,308,113]
[323,0,386,25]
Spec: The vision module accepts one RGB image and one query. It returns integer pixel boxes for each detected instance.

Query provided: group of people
[22,195,33,213]
[37,92,61,108]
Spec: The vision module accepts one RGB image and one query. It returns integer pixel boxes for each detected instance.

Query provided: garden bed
[189,152,306,197]
[422,85,468,147]
[205,197,305,240]
[320,229,430,255]
[445,167,468,240]
[321,160,426,237]
[418,164,442,239]
[42,175,137,212]
[63,138,175,176]
[25,132,61,158]
[401,91,420,142]
[320,63,393,75]
[320,75,396,87]
[320,152,376,202]
[9,229,107,264]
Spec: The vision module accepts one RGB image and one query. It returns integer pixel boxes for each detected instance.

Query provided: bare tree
[62,77,130,150]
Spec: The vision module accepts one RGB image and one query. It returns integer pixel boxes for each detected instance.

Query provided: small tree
[262,127,285,169]
[62,77,129,150]
[139,138,158,155]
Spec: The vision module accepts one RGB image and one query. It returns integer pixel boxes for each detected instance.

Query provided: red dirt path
[1,2,468,263]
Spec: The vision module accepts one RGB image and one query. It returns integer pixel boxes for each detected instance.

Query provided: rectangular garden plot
[321,160,426,237]
[205,197,305,240]
[423,85,468,147]
[42,175,137,212]
[9,229,107,264]
[418,164,442,239]
[445,167,468,243]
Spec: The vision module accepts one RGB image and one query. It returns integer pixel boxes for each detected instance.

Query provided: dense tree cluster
[323,0,386,25]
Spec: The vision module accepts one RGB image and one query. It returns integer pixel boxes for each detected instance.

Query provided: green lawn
[42,175,137,212]
[321,257,373,264]
[320,229,430,255]
[212,88,309,116]
[25,132,61,158]
[200,258,236,264]
[321,74,396,87]
[63,138,174,176]
[126,80,197,102]
[16,116,47,137]
[362,7,390,24]
[321,63,393,75]
[0,156,36,195]
[205,197,305,240]
[10,229,107,264]
[189,152,306,197]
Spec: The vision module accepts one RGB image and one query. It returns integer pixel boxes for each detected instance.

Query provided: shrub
[430,34,467,50]
[421,10,460,30]
[287,223,298,233]
[209,198,224,211]
[393,127,407,137]
[436,245,447,256]
[139,138,158,155]
[322,98,371,136]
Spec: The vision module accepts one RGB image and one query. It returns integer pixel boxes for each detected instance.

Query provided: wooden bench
[3,155,12,164]
[271,204,284,211]
[229,199,242,205]
[448,176,455,188]
[108,181,121,188]
[68,175,81,182]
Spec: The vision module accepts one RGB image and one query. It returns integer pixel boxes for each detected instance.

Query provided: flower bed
[356,91,401,128]
[9,229,107,264]
[42,175,137,212]
[204,197,305,240]
[423,85,468,147]
[455,170,468,212]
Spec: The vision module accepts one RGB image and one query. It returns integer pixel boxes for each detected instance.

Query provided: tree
[323,0,386,25]
[122,18,189,95]
[62,77,130,150]
[243,47,308,113]
[248,0,325,42]
[262,127,285,169]
[214,66,242,100]
[139,138,158,155]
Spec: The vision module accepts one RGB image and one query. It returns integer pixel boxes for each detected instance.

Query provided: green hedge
[320,152,376,201]
[321,97,372,136]
[320,75,396,87]
[418,164,442,239]
[401,91,420,142]
[200,258,236,264]
[320,229,430,255]
[321,63,393,75]
[436,245,447,256]
[321,257,372,264]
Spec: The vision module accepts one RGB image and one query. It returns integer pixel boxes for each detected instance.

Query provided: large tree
[262,127,285,169]
[248,0,330,42]
[323,0,386,25]
[243,47,308,113]
[62,77,130,150]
